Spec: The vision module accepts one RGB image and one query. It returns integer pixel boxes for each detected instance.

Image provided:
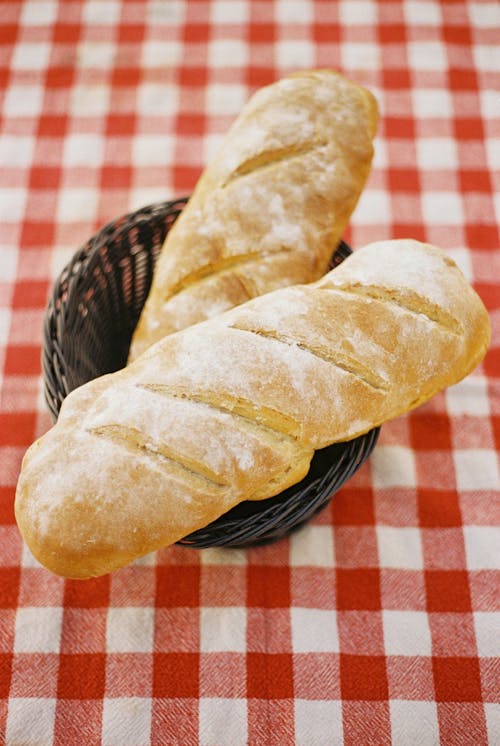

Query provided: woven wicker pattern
[42,199,379,547]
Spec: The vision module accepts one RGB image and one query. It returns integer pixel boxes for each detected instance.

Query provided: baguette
[15,240,490,578]
[128,69,378,360]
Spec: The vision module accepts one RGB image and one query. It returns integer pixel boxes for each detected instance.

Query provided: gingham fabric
[1,1,499,744]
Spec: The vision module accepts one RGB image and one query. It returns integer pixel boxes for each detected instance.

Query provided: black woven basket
[42,198,380,549]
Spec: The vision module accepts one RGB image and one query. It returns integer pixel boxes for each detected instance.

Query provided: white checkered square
[200,607,246,652]
[390,700,439,746]
[0,308,11,347]
[382,610,431,655]
[21,543,42,569]
[454,449,500,491]
[199,698,247,746]
[416,138,457,169]
[291,608,339,653]
[0,135,35,167]
[63,133,105,167]
[376,527,423,570]
[106,607,154,653]
[486,137,500,170]
[372,446,417,489]
[485,704,500,746]
[408,41,447,71]
[102,697,152,746]
[3,85,44,117]
[464,527,500,570]
[137,83,179,115]
[474,45,500,72]
[421,192,463,224]
[353,189,391,224]
[339,0,377,24]
[14,607,63,653]
[11,42,51,70]
[132,135,175,166]
[211,0,249,24]
[469,2,500,27]
[129,188,172,211]
[411,88,453,119]
[412,88,453,118]
[77,41,116,69]
[200,547,247,565]
[70,84,110,116]
[83,0,122,25]
[473,612,500,657]
[342,43,380,70]
[276,0,314,23]
[57,188,99,222]
[20,0,58,25]
[0,247,18,282]
[445,376,490,416]
[0,188,27,222]
[206,83,247,115]
[290,525,334,567]
[404,0,442,25]
[445,248,473,281]
[277,40,315,70]
[141,40,182,68]
[208,39,248,69]
[6,698,57,746]
[295,700,343,746]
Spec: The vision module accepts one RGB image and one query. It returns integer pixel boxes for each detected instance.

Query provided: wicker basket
[42,198,380,548]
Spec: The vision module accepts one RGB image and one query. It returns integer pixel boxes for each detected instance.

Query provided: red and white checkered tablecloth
[1,1,499,744]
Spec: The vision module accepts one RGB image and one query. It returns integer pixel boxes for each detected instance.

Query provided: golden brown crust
[15,240,490,578]
[128,69,378,360]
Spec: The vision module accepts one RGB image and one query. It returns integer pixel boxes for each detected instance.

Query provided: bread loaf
[128,69,378,360]
[15,240,490,578]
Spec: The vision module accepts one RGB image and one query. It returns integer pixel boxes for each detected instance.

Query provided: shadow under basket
[42,198,380,549]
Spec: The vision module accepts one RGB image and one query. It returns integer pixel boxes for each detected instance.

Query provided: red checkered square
[0,653,12,698]
[199,652,247,697]
[247,699,295,745]
[105,654,153,698]
[386,655,435,700]
[63,577,110,608]
[428,612,478,657]
[437,703,488,745]
[0,568,20,608]
[342,701,391,745]
[247,653,294,698]
[425,570,472,612]
[200,566,247,607]
[57,653,106,699]
[155,565,200,607]
[247,566,291,608]
[337,611,385,655]
[340,654,389,700]
[293,653,341,699]
[153,653,200,698]
[433,657,483,702]
[336,569,382,611]
[151,699,199,746]
[155,608,200,653]
[10,653,59,697]
[418,489,462,527]
[334,526,379,568]
[54,700,103,746]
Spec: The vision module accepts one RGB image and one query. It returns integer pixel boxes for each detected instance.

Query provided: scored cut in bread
[128,69,378,360]
[15,240,490,578]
